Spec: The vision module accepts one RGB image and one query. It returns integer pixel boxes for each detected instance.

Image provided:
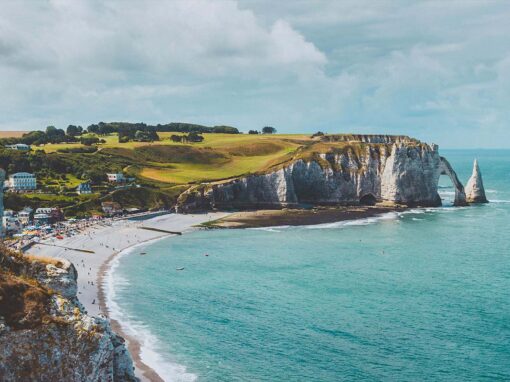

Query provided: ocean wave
[251,225,290,232]
[438,191,456,196]
[489,199,510,204]
[106,242,197,382]
[301,211,400,229]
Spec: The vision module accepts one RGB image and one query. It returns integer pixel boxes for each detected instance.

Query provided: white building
[8,172,37,191]
[6,143,31,151]
[3,216,22,235]
[77,182,92,194]
[106,173,126,183]
[34,213,50,226]
[35,208,53,215]
[3,209,14,218]
[18,207,34,225]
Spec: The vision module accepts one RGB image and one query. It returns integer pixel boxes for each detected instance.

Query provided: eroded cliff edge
[177,135,467,212]
[0,248,138,382]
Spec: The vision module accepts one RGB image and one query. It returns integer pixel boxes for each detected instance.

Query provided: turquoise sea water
[109,150,510,381]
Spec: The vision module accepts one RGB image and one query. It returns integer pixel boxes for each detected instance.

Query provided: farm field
[38,133,311,153]
[0,131,28,138]
[39,133,312,185]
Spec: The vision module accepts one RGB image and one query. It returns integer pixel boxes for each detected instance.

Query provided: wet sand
[202,205,406,229]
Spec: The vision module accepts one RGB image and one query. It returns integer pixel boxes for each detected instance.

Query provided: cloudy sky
[1,0,510,148]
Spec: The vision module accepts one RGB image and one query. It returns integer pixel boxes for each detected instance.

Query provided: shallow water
[109,149,510,381]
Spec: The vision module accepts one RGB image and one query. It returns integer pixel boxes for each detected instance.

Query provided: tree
[45,126,66,143]
[212,125,240,134]
[46,126,57,135]
[80,137,100,146]
[248,130,259,134]
[66,125,83,137]
[170,134,183,142]
[262,126,276,134]
[311,131,324,138]
[186,132,204,142]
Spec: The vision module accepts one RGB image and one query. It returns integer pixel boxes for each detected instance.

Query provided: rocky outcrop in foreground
[177,137,469,212]
[0,249,138,382]
[465,159,488,203]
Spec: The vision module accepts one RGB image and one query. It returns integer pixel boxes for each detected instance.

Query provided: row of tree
[169,132,205,143]
[248,126,277,135]
[0,122,278,147]
[0,126,85,146]
[118,127,160,143]
[86,122,240,137]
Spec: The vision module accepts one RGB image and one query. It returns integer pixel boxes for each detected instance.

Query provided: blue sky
[1,0,509,148]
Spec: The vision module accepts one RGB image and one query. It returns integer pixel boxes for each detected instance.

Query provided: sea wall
[177,141,466,212]
[0,251,138,382]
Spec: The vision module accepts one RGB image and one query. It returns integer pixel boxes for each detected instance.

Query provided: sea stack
[465,159,488,203]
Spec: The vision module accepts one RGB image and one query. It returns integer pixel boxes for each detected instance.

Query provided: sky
[1,0,510,148]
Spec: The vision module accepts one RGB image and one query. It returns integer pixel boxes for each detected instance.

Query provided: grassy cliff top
[0,248,64,330]
[26,132,426,187]
[2,132,428,215]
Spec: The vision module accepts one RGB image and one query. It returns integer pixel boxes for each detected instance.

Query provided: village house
[18,207,34,225]
[101,201,123,216]
[106,173,126,183]
[2,210,22,236]
[33,213,50,226]
[7,172,37,191]
[2,215,23,235]
[76,182,92,194]
[35,207,64,223]
[6,143,31,151]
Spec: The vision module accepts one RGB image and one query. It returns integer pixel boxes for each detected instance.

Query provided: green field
[39,133,312,185]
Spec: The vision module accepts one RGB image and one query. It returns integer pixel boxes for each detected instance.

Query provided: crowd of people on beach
[6,210,167,253]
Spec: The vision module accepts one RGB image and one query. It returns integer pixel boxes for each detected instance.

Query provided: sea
[106,149,510,382]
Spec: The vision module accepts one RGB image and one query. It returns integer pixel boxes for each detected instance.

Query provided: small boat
[204,253,209,257]
[140,252,147,255]
[176,267,185,271]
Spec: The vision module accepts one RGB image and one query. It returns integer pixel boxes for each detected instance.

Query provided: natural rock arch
[439,157,467,206]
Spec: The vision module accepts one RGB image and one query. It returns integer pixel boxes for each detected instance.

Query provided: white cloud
[1,0,510,147]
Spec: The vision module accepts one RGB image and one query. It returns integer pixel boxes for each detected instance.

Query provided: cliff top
[0,248,66,330]
[2,131,428,217]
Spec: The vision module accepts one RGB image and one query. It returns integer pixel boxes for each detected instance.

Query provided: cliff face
[177,139,466,212]
[465,159,488,203]
[0,250,137,382]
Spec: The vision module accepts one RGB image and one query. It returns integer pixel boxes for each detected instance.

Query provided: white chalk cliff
[465,159,488,203]
[0,250,138,382]
[177,137,468,212]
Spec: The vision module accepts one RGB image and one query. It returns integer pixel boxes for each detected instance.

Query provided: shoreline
[202,205,407,229]
[26,212,230,382]
[97,239,167,382]
[25,206,408,381]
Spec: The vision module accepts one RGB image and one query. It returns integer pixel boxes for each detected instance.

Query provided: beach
[26,211,230,382]
[202,205,406,228]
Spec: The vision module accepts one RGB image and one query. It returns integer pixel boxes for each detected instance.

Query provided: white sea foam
[438,191,456,196]
[300,211,400,230]
[251,225,290,232]
[105,240,197,382]
[490,199,510,204]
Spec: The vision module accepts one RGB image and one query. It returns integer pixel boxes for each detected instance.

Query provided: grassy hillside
[45,133,310,185]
